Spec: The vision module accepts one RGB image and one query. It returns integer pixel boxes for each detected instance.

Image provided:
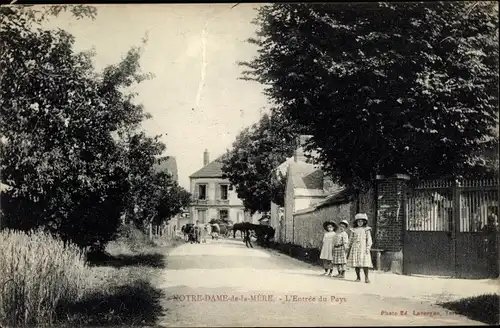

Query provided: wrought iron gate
[404,178,499,278]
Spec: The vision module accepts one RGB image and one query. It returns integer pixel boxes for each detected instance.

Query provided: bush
[0,229,91,327]
[106,224,156,254]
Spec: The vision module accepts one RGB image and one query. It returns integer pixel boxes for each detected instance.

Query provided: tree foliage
[0,5,190,249]
[242,2,499,189]
[221,111,300,213]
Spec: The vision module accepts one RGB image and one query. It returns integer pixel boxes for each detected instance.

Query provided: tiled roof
[190,156,225,179]
[294,187,352,215]
[289,162,324,190]
[154,156,178,182]
[317,188,354,208]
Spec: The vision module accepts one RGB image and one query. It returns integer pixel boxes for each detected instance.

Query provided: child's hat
[354,213,369,224]
[339,219,349,227]
[323,221,337,231]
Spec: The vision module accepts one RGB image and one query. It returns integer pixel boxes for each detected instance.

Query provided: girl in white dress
[319,221,337,276]
[347,213,373,283]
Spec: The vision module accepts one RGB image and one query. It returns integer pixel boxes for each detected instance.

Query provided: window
[220,184,229,200]
[219,209,229,221]
[197,184,207,200]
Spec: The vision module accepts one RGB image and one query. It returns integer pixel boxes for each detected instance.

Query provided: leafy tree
[154,176,191,226]
[0,5,188,249]
[242,2,499,189]
[112,131,191,237]
[221,111,301,213]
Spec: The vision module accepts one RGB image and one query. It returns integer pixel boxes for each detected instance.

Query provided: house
[188,149,261,225]
[154,156,178,183]
[269,156,295,241]
[274,135,342,243]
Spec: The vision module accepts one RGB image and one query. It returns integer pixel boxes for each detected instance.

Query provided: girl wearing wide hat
[332,219,349,278]
[347,213,373,283]
[320,221,337,276]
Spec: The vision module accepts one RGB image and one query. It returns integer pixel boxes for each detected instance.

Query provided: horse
[236,223,276,248]
[232,222,247,239]
[232,222,257,248]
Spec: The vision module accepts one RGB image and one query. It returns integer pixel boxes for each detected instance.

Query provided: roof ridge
[189,155,226,178]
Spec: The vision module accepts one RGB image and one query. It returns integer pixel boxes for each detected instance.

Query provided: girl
[347,213,373,283]
[320,221,337,276]
[332,219,349,278]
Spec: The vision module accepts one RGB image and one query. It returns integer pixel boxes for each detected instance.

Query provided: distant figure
[204,224,212,242]
[484,212,499,233]
[201,224,208,243]
[485,211,499,277]
[194,220,201,244]
[211,222,220,240]
[470,211,483,232]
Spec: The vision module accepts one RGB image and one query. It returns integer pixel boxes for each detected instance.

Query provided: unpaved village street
[154,239,497,326]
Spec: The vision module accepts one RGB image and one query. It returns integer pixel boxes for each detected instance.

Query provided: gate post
[375,174,410,273]
[451,179,461,277]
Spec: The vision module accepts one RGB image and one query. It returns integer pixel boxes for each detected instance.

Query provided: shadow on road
[439,293,499,325]
[57,279,165,326]
[87,251,166,268]
[282,270,365,283]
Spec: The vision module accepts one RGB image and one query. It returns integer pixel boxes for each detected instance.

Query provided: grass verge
[0,227,182,327]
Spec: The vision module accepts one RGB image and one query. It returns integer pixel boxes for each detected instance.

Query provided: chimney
[203,149,210,166]
[293,135,312,163]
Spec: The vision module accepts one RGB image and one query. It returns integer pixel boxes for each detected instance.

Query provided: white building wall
[294,195,327,213]
[189,177,249,224]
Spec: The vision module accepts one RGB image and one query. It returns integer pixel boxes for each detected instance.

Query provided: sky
[44,4,270,190]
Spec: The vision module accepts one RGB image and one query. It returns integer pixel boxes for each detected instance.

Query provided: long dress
[347,227,373,268]
[320,231,336,261]
[332,231,349,264]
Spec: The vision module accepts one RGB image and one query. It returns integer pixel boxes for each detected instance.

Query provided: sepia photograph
[0,1,499,327]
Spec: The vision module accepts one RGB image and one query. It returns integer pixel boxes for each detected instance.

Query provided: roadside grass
[56,265,164,327]
[439,293,499,325]
[56,231,183,327]
[0,226,182,327]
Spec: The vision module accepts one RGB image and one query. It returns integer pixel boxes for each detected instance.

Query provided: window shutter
[194,185,199,200]
[216,184,220,200]
[223,185,228,200]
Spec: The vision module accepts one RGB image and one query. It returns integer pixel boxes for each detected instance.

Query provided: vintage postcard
[0,2,499,327]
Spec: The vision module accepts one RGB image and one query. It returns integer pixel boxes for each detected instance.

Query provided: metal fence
[406,178,499,232]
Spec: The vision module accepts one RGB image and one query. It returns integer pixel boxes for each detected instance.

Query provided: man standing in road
[194,220,202,244]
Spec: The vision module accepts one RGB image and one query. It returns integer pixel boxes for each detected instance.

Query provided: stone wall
[293,202,353,249]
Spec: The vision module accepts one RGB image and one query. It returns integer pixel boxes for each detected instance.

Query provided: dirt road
[155,238,494,326]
